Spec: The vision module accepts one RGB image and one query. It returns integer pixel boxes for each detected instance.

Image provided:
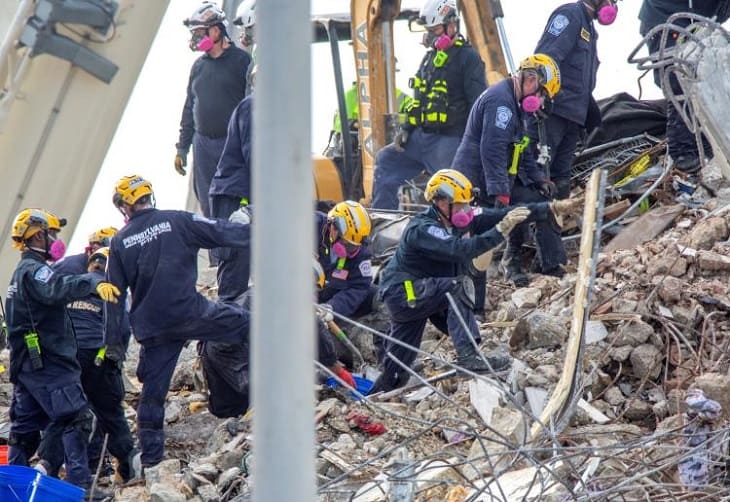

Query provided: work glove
[333,364,356,389]
[229,205,252,225]
[174,148,188,176]
[104,344,126,365]
[495,207,531,237]
[494,194,510,209]
[393,129,409,152]
[549,197,584,217]
[316,303,335,322]
[96,282,121,303]
[538,180,556,199]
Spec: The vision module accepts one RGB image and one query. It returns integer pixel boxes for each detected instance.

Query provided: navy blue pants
[210,194,251,302]
[372,277,479,393]
[136,301,249,466]
[193,133,227,218]
[647,33,709,161]
[371,129,462,210]
[40,348,134,479]
[526,115,580,199]
[9,363,93,487]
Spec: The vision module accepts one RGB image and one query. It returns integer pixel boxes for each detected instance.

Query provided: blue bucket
[326,375,373,399]
[0,465,38,502]
[28,471,85,502]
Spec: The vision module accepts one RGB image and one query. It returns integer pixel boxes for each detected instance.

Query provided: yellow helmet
[519,53,561,99]
[327,201,372,246]
[313,259,325,290]
[113,175,154,207]
[88,246,110,265]
[424,169,474,203]
[88,226,118,246]
[11,209,66,250]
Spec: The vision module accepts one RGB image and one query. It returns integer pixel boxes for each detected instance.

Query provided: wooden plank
[530,169,603,440]
[604,204,684,252]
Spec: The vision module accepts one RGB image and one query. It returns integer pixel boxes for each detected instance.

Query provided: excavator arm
[460,0,510,84]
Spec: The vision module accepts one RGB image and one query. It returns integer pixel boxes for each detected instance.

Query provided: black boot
[457,351,511,374]
[500,252,529,287]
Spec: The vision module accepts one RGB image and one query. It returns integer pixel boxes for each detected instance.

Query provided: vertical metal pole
[252,0,315,501]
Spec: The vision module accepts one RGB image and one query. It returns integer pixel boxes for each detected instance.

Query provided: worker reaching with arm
[5,209,118,499]
[104,175,251,470]
[526,0,618,199]
[368,170,580,394]
[453,54,567,290]
[371,0,486,210]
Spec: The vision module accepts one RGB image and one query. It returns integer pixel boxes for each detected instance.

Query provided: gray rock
[612,320,654,347]
[216,448,246,471]
[165,399,183,424]
[150,482,186,502]
[197,483,220,502]
[624,400,652,421]
[193,462,218,481]
[519,312,565,349]
[657,277,685,304]
[604,387,625,407]
[694,372,730,417]
[682,217,728,250]
[613,298,639,314]
[145,459,181,491]
[630,344,663,380]
[585,321,608,344]
[610,345,633,362]
[218,466,242,490]
[511,288,542,309]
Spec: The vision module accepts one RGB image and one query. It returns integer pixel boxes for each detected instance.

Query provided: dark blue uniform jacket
[379,206,514,291]
[104,209,251,346]
[209,96,253,201]
[177,46,252,151]
[534,2,599,126]
[5,251,101,382]
[639,0,730,33]
[53,252,87,276]
[452,78,546,197]
[315,212,373,317]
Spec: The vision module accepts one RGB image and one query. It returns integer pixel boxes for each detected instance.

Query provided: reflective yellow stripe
[336,257,346,270]
[404,280,416,307]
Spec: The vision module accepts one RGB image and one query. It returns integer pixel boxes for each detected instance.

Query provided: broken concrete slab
[604,204,685,253]
[585,320,609,345]
[525,387,548,417]
[468,378,504,425]
[630,344,663,380]
[681,217,729,250]
[697,249,730,271]
[511,287,542,309]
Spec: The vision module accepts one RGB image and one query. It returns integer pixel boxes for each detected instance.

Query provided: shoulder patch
[358,260,373,278]
[495,106,513,130]
[548,14,569,36]
[192,214,217,224]
[34,265,54,283]
[427,226,450,240]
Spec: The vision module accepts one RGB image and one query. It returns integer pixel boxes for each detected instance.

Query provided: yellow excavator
[312,0,513,204]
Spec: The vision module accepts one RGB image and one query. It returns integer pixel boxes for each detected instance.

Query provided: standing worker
[175,2,252,219]
[104,175,252,470]
[234,0,257,94]
[638,0,730,173]
[371,0,486,210]
[453,54,567,288]
[527,0,619,199]
[5,209,119,498]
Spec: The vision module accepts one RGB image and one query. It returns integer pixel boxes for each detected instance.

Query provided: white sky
[69,0,661,251]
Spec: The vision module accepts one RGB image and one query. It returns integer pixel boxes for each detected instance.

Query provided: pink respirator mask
[49,238,66,262]
[597,3,618,25]
[450,207,474,228]
[190,31,214,52]
[332,240,361,259]
[521,95,543,114]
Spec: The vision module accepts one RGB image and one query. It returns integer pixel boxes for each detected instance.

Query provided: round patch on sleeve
[359,260,373,277]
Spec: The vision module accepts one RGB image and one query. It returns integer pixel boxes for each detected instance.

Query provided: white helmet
[184,2,228,31]
[234,0,256,28]
[419,0,458,28]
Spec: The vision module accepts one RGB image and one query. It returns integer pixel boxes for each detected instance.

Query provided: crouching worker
[369,169,563,394]
[104,175,251,470]
[6,209,119,499]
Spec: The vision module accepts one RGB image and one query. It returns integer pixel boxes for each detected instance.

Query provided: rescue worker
[639,0,730,173]
[526,0,618,199]
[104,175,251,469]
[453,54,567,288]
[41,248,138,483]
[6,209,119,498]
[234,0,257,94]
[371,0,486,210]
[209,64,256,302]
[175,2,252,220]
[53,226,117,276]
[370,170,542,394]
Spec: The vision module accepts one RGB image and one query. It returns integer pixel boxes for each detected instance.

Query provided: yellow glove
[495,207,531,237]
[550,197,584,217]
[96,282,121,303]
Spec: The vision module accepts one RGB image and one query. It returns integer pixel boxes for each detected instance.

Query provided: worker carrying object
[176,1,252,226]
[638,0,730,174]
[371,0,487,210]
[453,54,568,288]
[525,0,617,199]
[104,174,251,469]
[5,208,118,499]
